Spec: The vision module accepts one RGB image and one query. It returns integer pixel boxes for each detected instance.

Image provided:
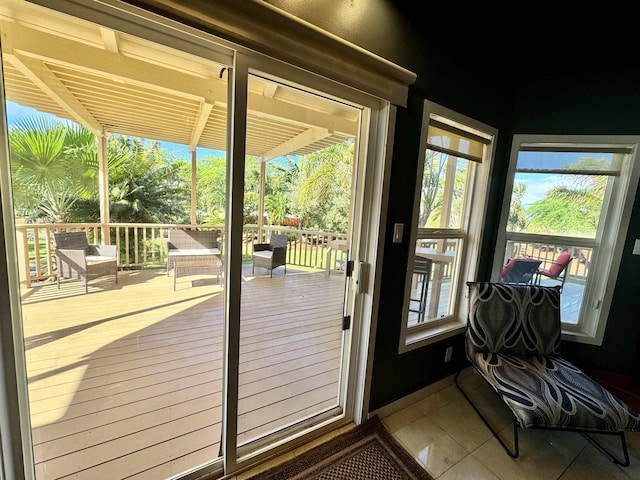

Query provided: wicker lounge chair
[53,231,118,293]
[252,234,288,277]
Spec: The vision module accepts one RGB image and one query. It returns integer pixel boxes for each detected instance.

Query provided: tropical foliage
[507,157,608,237]
[8,117,354,234]
[419,150,467,229]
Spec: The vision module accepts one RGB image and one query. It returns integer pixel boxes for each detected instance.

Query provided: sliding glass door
[234,72,361,459]
[0,1,384,478]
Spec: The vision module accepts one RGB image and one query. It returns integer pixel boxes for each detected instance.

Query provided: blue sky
[515,150,612,206]
[6,101,223,161]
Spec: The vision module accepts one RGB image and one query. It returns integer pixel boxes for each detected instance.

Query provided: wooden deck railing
[504,239,591,282]
[15,223,349,287]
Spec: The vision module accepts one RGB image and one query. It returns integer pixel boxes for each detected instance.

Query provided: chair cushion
[253,251,273,260]
[542,251,572,278]
[469,352,640,432]
[467,282,561,356]
[168,248,220,256]
[86,255,116,265]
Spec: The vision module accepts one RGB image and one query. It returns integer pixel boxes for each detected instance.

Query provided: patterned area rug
[246,415,433,480]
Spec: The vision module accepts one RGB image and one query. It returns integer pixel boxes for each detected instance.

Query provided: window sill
[561,328,603,346]
[399,318,466,354]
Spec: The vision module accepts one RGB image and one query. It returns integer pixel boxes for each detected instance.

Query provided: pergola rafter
[1,0,359,228]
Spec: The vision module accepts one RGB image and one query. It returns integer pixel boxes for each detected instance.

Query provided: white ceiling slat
[1,0,360,159]
[189,102,214,151]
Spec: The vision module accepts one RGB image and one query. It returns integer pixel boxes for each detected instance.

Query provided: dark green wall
[512,74,640,375]
[265,1,640,409]
[265,0,516,409]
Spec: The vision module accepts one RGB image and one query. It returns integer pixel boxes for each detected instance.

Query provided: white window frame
[494,134,640,345]
[399,101,495,353]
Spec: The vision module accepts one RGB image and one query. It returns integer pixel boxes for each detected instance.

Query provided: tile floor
[382,367,640,479]
[231,367,640,479]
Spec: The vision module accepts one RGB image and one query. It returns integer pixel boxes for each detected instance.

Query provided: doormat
[246,415,433,480]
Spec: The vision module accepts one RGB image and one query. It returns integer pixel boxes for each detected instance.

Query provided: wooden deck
[20,266,345,480]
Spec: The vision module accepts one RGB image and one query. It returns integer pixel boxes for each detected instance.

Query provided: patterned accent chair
[456,282,640,466]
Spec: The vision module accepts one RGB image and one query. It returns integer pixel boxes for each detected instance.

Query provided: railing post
[15,226,30,287]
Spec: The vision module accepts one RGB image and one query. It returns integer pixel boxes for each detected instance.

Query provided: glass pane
[418,151,468,229]
[408,238,458,325]
[501,240,590,325]
[237,72,358,455]
[4,3,229,477]
[507,171,607,238]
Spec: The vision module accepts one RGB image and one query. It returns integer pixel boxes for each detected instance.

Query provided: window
[495,135,640,345]
[399,102,495,352]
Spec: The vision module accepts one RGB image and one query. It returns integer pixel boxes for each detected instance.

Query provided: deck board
[21,266,345,479]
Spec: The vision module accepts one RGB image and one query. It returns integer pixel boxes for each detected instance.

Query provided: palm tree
[9,117,132,222]
[508,182,529,232]
[527,158,608,236]
[418,149,447,227]
[9,117,81,222]
[108,137,190,224]
[293,142,353,231]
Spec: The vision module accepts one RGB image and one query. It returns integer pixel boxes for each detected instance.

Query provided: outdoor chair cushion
[539,251,572,278]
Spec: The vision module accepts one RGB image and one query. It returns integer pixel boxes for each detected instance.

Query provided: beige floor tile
[415,383,462,413]
[559,441,632,479]
[392,416,468,478]
[429,395,494,452]
[514,429,586,477]
[472,433,557,480]
[455,372,513,433]
[439,453,501,480]
[383,400,431,432]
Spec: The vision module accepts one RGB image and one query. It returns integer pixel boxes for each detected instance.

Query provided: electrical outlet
[445,346,453,362]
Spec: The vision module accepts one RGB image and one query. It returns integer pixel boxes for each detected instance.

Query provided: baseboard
[369,371,464,419]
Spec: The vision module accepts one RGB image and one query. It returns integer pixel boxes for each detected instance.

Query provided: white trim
[109,0,416,106]
[495,134,640,345]
[356,103,396,423]
[398,101,496,353]
[0,52,36,479]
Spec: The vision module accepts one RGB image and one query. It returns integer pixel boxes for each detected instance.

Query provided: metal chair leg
[454,369,519,458]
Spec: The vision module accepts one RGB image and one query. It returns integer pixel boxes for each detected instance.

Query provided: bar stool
[409,256,432,322]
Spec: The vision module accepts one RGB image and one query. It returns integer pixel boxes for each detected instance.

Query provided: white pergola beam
[3,21,224,103]
[5,53,102,133]
[99,27,119,54]
[189,101,214,151]
[263,127,330,161]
